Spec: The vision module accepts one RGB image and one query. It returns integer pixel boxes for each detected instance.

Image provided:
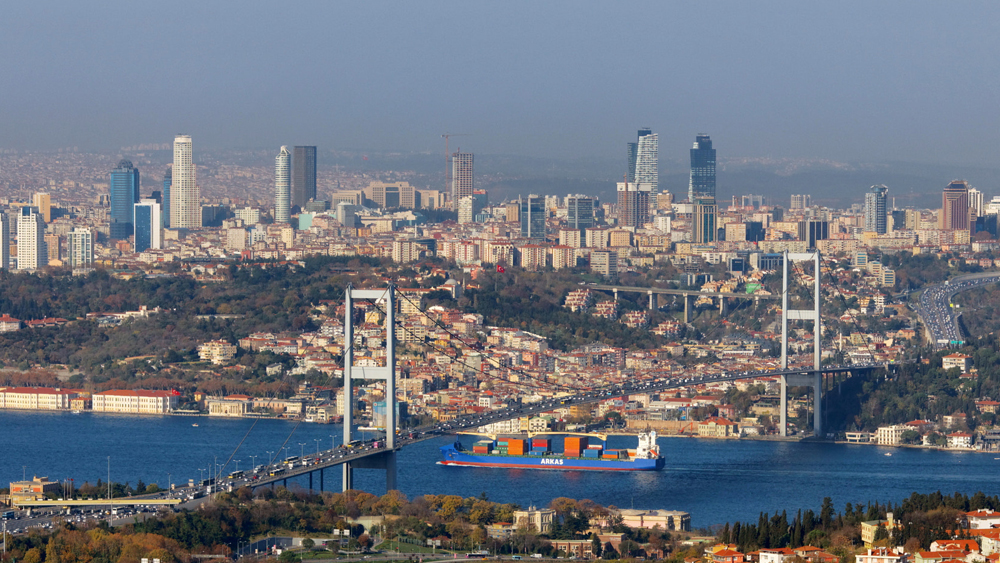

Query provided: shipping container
[564,436,589,450]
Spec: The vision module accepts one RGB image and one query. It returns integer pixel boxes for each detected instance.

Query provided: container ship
[439,432,664,471]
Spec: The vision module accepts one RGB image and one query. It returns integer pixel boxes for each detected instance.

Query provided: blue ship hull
[439,444,665,471]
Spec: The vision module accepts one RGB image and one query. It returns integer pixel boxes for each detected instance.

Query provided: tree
[301,538,315,550]
[591,533,602,558]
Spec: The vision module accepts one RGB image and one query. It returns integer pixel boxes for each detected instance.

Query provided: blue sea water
[2,410,997,527]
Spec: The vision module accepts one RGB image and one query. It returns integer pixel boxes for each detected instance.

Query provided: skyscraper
[32,193,51,223]
[162,167,171,228]
[635,131,658,196]
[520,195,546,239]
[170,135,200,228]
[626,128,652,184]
[969,187,984,218]
[566,195,595,231]
[274,146,291,224]
[109,159,140,240]
[689,134,716,201]
[17,206,45,271]
[134,199,162,252]
[0,212,9,270]
[292,146,317,208]
[941,180,971,231]
[790,194,811,209]
[68,228,93,268]
[451,152,474,208]
[693,197,717,244]
[616,181,652,228]
[864,184,889,234]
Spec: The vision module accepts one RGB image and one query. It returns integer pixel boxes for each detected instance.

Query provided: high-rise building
[689,134,716,201]
[274,146,291,224]
[451,152,474,208]
[134,199,162,252]
[520,195,546,240]
[291,146,317,208]
[799,220,830,249]
[566,195,595,231]
[162,167,171,228]
[693,197,717,244]
[634,130,658,195]
[17,206,45,271]
[0,212,9,270]
[457,196,476,224]
[941,180,971,231]
[969,188,984,218]
[32,193,51,223]
[626,128,652,184]
[864,184,889,234]
[741,194,766,209]
[790,194,811,209]
[109,159,140,240]
[616,181,651,228]
[68,228,93,268]
[170,135,200,228]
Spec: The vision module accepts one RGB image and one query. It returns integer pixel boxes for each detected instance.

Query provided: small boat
[71,409,82,414]
[884,452,892,456]
[192,423,199,427]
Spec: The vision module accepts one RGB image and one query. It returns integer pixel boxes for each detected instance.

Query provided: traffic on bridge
[917,273,1000,347]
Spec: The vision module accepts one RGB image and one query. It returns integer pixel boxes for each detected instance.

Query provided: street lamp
[199,468,205,482]
[330,434,336,451]
[298,443,306,458]
[266,451,274,465]
[314,438,321,455]
[167,473,171,490]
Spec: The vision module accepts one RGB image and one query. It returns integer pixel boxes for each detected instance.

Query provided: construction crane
[442,133,470,205]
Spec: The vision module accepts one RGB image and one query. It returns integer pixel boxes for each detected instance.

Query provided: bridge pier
[719,297,727,316]
[613,288,618,302]
[309,471,313,492]
[683,294,693,323]
[320,467,324,492]
[343,463,353,491]
[649,291,654,310]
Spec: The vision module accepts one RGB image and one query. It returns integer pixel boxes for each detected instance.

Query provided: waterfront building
[134,199,162,252]
[207,397,252,417]
[0,387,79,410]
[689,134,716,201]
[17,206,45,271]
[109,159,140,240]
[9,477,62,505]
[67,228,94,268]
[274,146,291,224]
[451,152,474,208]
[292,145,317,208]
[864,185,889,234]
[170,135,200,228]
[92,389,179,414]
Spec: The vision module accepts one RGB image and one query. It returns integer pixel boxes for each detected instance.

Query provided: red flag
[496,265,505,273]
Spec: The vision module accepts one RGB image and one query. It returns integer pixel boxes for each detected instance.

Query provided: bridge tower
[342,284,399,492]
[779,251,824,438]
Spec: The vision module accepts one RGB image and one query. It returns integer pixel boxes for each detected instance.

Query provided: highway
[916,272,1000,347]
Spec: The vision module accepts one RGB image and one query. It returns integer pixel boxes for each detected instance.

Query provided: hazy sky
[4,1,1000,165]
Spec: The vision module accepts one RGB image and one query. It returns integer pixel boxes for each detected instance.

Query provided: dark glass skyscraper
[109,160,140,240]
[688,134,716,201]
[566,195,595,230]
[520,195,546,239]
[292,146,317,208]
[162,167,171,228]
